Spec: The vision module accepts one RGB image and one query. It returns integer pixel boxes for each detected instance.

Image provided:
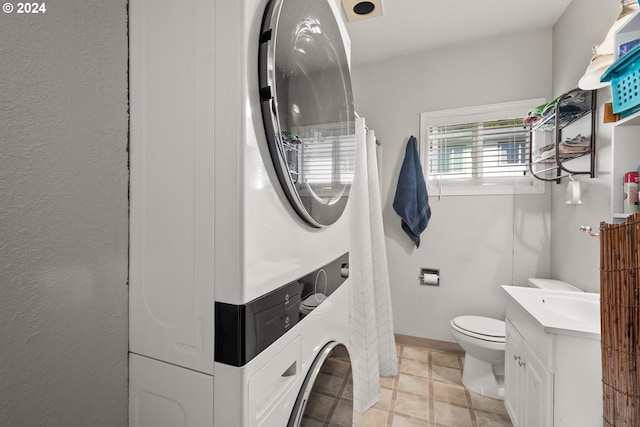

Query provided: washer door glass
[259,0,355,228]
[288,342,353,426]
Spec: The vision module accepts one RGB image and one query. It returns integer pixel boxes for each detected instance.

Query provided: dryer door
[259,0,355,228]
[288,342,353,426]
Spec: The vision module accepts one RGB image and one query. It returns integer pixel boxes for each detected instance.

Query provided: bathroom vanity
[502,286,602,427]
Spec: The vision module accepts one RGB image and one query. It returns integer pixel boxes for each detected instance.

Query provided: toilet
[450,278,583,400]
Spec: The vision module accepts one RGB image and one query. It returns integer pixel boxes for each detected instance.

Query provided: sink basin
[502,286,601,338]
[537,294,600,323]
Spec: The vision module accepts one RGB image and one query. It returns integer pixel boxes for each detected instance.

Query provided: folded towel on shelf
[533,135,591,163]
[558,144,589,156]
[532,143,556,163]
[560,91,587,110]
[561,134,590,146]
[559,134,590,156]
[524,115,542,126]
[393,136,430,248]
[539,96,562,118]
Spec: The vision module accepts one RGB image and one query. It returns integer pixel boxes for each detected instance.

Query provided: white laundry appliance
[128,0,357,425]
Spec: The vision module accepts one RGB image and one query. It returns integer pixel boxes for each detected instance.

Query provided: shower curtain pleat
[365,124,398,379]
[350,117,398,413]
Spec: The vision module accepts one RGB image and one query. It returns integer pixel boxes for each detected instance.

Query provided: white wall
[0,1,129,425]
[550,0,620,293]
[351,29,553,341]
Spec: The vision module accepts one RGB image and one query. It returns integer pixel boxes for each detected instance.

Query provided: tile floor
[355,343,513,427]
[300,340,513,426]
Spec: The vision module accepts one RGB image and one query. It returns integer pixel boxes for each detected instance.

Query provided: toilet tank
[526,278,583,292]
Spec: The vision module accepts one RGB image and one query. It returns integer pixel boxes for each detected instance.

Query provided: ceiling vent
[341,0,383,22]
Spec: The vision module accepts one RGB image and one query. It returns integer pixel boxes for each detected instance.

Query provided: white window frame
[420,98,547,196]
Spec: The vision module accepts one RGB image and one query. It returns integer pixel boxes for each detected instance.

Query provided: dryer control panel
[215,252,349,367]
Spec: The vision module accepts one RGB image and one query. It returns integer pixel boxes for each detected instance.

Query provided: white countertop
[502,285,601,340]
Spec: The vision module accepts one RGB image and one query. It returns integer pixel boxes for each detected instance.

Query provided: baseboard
[394,333,464,355]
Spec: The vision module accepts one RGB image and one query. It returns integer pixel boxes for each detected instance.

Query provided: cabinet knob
[518,359,526,368]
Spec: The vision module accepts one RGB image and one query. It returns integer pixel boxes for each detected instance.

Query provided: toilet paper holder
[420,268,440,286]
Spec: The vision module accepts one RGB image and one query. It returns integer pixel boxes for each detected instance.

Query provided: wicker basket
[600,213,640,426]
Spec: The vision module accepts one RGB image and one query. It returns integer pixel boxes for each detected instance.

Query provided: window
[420,98,546,196]
[297,134,355,186]
[292,122,356,186]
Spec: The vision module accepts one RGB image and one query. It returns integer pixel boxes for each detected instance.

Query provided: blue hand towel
[393,136,430,248]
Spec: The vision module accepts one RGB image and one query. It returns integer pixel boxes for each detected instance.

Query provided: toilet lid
[452,316,505,341]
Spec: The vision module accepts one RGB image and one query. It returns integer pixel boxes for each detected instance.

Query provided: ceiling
[342,0,574,67]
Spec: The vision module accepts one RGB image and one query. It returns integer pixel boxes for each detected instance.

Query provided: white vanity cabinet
[503,287,602,427]
[505,320,553,427]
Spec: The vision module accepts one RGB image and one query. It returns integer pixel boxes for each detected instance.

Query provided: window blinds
[427,117,530,181]
[294,123,356,186]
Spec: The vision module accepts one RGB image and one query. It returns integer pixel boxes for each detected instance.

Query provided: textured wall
[351,29,553,341]
[0,1,129,425]
[550,0,620,293]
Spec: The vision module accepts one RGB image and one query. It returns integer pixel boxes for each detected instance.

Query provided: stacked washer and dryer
[129,0,358,425]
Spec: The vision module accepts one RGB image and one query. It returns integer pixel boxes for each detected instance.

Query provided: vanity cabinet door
[505,321,523,426]
[505,319,554,426]
[521,341,554,427]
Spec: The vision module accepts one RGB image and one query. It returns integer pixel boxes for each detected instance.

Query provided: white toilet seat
[451,316,505,343]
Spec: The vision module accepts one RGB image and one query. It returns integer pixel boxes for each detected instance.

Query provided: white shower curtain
[349,117,398,413]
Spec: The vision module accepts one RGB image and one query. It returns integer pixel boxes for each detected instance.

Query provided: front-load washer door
[259,0,355,228]
[288,342,353,426]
